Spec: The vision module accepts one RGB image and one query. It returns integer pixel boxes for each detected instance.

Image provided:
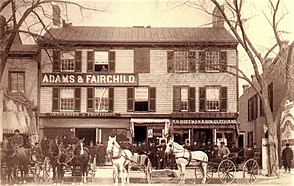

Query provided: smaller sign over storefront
[41,73,138,86]
[41,112,120,118]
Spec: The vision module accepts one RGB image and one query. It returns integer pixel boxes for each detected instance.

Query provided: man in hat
[11,129,24,147]
[88,140,97,164]
[282,143,293,173]
[218,141,230,160]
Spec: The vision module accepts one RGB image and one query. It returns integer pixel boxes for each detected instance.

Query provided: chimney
[242,84,249,94]
[212,5,224,28]
[52,5,61,28]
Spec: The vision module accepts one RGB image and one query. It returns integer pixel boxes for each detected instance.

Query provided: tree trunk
[267,121,279,177]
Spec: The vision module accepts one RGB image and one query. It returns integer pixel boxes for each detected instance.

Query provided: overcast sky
[19,0,294,95]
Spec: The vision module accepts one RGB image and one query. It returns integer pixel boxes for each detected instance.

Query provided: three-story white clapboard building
[38,6,239,147]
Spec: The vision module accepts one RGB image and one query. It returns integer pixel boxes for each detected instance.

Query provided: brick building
[37,6,239,148]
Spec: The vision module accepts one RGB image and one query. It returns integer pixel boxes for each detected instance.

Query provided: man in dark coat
[282,143,293,173]
[41,136,50,157]
[88,140,97,164]
[11,129,24,147]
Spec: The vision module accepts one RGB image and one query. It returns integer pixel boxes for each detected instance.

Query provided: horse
[63,140,90,184]
[1,143,18,184]
[106,136,133,184]
[165,140,208,183]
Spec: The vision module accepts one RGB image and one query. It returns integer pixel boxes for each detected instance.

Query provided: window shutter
[134,48,150,73]
[167,51,174,73]
[188,51,196,72]
[52,87,59,111]
[52,50,60,72]
[173,86,181,112]
[149,87,156,112]
[199,87,206,112]
[109,51,116,72]
[108,87,114,112]
[87,87,94,112]
[74,87,81,112]
[127,87,134,112]
[199,51,205,72]
[248,98,251,121]
[87,51,94,72]
[220,87,227,112]
[220,51,227,72]
[75,51,82,72]
[189,87,196,112]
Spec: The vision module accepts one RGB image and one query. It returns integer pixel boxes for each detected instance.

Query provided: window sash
[59,87,74,111]
[135,87,149,101]
[174,51,188,72]
[205,51,219,72]
[94,51,109,64]
[181,87,188,111]
[10,72,25,92]
[60,51,75,72]
[206,87,220,111]
[94,87,109,112]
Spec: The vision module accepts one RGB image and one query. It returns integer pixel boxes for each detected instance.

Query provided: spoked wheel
[194,164,213,183]
[43,157,51,182]
[218,159,236,184]
[243,159,259,184]
[34,163,41,182]
[146,160,152,183]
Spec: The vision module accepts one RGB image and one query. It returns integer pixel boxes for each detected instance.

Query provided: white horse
[165,140,208,183]
[106,136,133,184]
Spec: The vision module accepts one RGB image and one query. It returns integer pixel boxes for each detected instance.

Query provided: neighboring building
[37,6,239,148]
[238,42,294,166]
[0,15,39,143]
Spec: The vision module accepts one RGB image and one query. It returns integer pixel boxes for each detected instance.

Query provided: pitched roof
[0,44,38,53]
[40,26,238,46]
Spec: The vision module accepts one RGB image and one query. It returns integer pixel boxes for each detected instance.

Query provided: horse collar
[111,148,122,159]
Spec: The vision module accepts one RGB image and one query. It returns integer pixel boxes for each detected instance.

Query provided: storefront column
[213,129,217,145]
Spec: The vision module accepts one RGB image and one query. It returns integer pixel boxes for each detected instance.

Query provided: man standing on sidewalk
[282,143,293,173]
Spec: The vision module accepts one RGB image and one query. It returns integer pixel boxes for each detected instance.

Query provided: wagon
[30,155,51,182]
[112,153,153,183]
[194,148,259,184]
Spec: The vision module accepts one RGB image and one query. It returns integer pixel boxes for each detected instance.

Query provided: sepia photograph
[0,0,294,185]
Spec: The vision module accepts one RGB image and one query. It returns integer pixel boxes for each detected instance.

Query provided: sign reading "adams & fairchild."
[41,73,138,86]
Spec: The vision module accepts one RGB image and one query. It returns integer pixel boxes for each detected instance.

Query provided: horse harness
[173,147,192,166]
[110,143,128,165]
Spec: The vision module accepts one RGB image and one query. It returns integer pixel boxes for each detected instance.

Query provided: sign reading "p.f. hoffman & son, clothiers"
[41,73,138,86]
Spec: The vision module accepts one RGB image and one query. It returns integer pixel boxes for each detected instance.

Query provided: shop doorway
[75,128,96,145]
[134,126,147,143]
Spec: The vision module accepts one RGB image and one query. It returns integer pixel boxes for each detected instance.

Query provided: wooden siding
[113,87,127,113]
[80,87,87,112]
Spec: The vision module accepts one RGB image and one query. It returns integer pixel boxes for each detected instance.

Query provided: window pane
[205,51,219,72]
[10,72,25,92]
[60,88,74,98]
[174,51,188,72]
[206,87,220,111]
[181,87,188,111]
[60,87,74,111]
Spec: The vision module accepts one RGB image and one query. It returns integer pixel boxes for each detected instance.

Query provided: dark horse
[1,143,18,184]
[63,141,90,183]
[2,141,30,184]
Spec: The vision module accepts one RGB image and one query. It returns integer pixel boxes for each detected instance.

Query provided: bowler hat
[14,129,20,133]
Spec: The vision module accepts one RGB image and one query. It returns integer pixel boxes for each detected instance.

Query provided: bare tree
[177,0,293,176]
[0,0,105,81]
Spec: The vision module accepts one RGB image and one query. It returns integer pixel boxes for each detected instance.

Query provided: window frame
[9,71,25,93]
[199,50,227,73]
[205,86,221,112]
[60,51,75,72]
[180,86,189,111]
[59,87,75,111]
[94,87,109,112]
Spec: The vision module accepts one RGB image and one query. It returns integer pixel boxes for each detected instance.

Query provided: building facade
[38,7,239,148]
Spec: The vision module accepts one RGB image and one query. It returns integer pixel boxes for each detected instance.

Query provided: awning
[2,111,28,134]
[130,118,171,138]
[173,119,239,130]
[40,118,129,129]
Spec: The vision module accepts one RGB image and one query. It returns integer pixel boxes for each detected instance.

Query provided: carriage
[29,154,51,182]
[194,147,260,184]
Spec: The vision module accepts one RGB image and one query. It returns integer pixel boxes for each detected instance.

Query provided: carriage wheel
[146,160,152,183]
[34,163,41,182]
[218,159,236,184]
[194,164,213,183]
[43,157,51,182]
[243,159,259,184]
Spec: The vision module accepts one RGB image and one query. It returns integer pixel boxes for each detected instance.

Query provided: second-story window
[199,86,227,112]
[94,51,109,72]
[181,87,188,111]
[61,51,75,71]
[60,87,74,111]
[87,51,115,72]
[199,50,227,72]
[167,51,196,73]
[9,71,25,93]
[127,87,156,112]
[173,86,195,112]
[94,87,109,112]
